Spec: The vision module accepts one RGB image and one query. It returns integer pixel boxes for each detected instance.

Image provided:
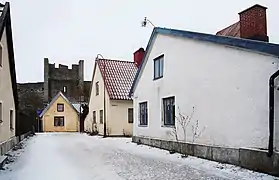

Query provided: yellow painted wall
[85,64,133,136]
[109,100,133,136]
[0,28,16,143]
[42,96,79,132]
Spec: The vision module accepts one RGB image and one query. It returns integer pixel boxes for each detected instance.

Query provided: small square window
[54,116,64,126]
[154,55,164,79]
[128,108,133,123]
[57,103,64,112]
[162,96,175,126]
[139,102,148,126]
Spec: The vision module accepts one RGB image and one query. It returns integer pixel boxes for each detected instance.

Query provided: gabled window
[96,82,99,96]
[10,109,14,130]
[162,96,175,126]
[93,111,96,124]
[99,110,103,124]
[57,103,64,112]
[54,116,64,126]
[154,55,164,79]
[128,108,133,123]
[139,102,148,126]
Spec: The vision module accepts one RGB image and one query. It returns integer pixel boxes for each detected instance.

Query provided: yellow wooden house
[39,91,80,132]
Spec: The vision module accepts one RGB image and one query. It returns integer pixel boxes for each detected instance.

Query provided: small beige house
[39,92,80,132]
[84,50,142,136]
[0,2,18,143]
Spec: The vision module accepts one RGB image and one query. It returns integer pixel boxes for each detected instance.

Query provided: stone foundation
[132,136,279,177]
[0,131,32,156]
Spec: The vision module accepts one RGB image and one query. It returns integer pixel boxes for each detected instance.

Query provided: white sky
[5,0,279,83]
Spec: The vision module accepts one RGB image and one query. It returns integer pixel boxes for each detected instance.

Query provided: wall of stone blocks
[132,136,279,177]
[0,131,32,156]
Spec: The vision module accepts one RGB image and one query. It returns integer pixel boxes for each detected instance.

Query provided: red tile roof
[216,22,240,37]
[97,59,138,100]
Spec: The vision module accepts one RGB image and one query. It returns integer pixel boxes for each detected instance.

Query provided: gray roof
[39,91,80,117]
[129,27,279,96]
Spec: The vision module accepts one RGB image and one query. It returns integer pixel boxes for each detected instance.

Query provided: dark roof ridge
[97,58,134,64]
[156,27,279,56]
[129,26,279,96]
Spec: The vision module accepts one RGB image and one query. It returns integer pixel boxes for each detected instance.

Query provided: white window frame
[153,55,164,80]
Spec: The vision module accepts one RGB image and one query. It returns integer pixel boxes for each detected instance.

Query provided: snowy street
[0,133,277,180]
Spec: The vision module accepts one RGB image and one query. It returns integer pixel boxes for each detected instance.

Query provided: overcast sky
[5,0,279,83]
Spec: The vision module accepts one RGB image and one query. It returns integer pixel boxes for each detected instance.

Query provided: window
[63,86,67,93]
[0,44,2,67]
[99,110,103,124]
[10,109,14,130]
[139,102,148,126]
[93,111,96,124]
[128,108,133,123]
[162,96,175,126]
[154,55,164,79]
[54,116,64,126]
[96,82,99,96]
[0,102,2,123]
[57,103,64,112]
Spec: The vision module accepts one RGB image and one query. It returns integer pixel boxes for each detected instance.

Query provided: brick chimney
[239,4,269,42]
[134,48,145,68]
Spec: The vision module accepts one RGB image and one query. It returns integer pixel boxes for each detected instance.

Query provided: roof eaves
[87,60,97,104]
[157,27,279,57]
[129,28,158,97]
[96,59,112,99]
[39,92,62,117]
[39,91,79,117]
[0,3,18,121]
[129,27,279,96]
[59,92,79,114]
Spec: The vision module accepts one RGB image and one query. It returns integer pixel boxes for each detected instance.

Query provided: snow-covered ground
[0,133,278,180]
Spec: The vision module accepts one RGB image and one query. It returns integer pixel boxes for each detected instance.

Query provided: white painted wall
[85,63,134,136]
[133,33,279,149]
[0,28,15,143]
[84,64,110,135]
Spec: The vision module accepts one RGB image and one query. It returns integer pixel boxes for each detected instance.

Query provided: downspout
[268,69,279,157]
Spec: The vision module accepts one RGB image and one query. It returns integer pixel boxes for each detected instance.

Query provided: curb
[0,155,7,169]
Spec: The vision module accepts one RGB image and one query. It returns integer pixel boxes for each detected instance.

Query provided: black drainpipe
[268,69,279,157]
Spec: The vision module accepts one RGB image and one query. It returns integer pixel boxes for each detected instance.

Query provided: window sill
[161,125,175,128]
[153,76,163,81]
[138,125,148,127]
